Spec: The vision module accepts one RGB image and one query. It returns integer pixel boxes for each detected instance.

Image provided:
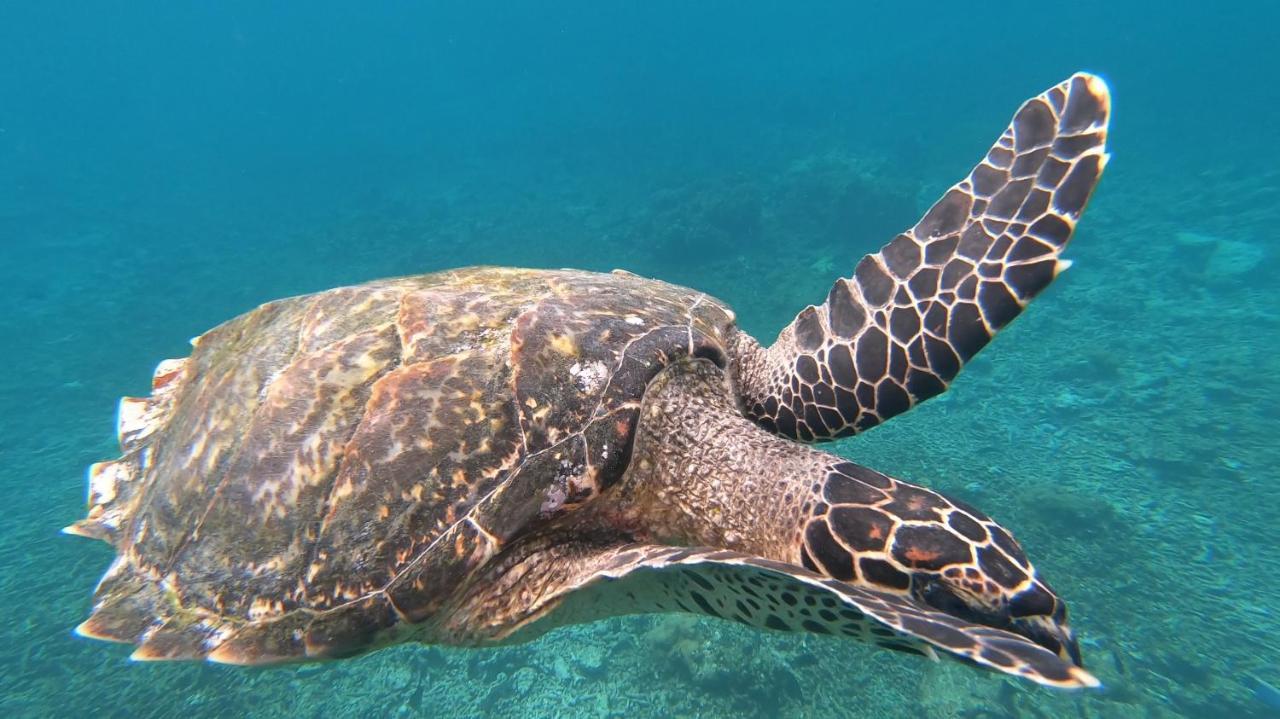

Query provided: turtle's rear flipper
[441,536,1099,689]
[738,73,1110,440]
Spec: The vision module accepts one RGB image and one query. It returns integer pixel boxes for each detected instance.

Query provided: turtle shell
[71,266,737,661]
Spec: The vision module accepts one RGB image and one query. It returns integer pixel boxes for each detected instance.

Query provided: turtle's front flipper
[438,534,1098,689]
[734,73,1110,440]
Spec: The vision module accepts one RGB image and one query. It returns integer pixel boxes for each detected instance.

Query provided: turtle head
[801,461,1086,668]
[914,559,1082,667]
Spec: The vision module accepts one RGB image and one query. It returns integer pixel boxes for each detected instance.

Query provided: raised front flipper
[437,537,1099,689]
[736,73,1110,439]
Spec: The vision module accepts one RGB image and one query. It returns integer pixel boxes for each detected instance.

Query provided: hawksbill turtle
[66,73,1110,688]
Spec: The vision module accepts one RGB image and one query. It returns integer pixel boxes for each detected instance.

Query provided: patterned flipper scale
[740,73,1111,440]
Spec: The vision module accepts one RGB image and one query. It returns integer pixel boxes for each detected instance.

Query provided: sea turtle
[67,73,1110,688]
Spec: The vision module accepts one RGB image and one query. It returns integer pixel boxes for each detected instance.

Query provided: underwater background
[1,2,1276,717]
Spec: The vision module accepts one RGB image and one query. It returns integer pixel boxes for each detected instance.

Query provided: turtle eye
[915,574,1005,627]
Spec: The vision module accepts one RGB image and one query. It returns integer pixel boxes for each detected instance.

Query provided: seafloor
[2,102,1278,719]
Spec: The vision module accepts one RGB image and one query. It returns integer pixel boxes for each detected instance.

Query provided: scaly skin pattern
[69,267,738,662]
[733,74,1109,441]
[607,359,1078,665]
[430,358,1091,688]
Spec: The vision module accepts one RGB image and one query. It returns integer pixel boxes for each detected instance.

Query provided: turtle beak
[919,571,1086,668]
[1005,577,1085,667]
[1014,614,1084,667]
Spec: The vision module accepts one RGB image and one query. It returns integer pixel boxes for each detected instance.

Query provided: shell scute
[164,322,402,619]
[303,350,519,609]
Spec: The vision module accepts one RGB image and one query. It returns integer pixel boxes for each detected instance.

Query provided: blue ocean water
[2,2,1276,717]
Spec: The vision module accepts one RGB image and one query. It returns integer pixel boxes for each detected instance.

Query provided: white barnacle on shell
[541,457,587,515]
[540,485,567,515]
[568,360,608,394]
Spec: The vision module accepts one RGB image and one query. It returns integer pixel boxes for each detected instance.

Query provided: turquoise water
[2,2,1277,717]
